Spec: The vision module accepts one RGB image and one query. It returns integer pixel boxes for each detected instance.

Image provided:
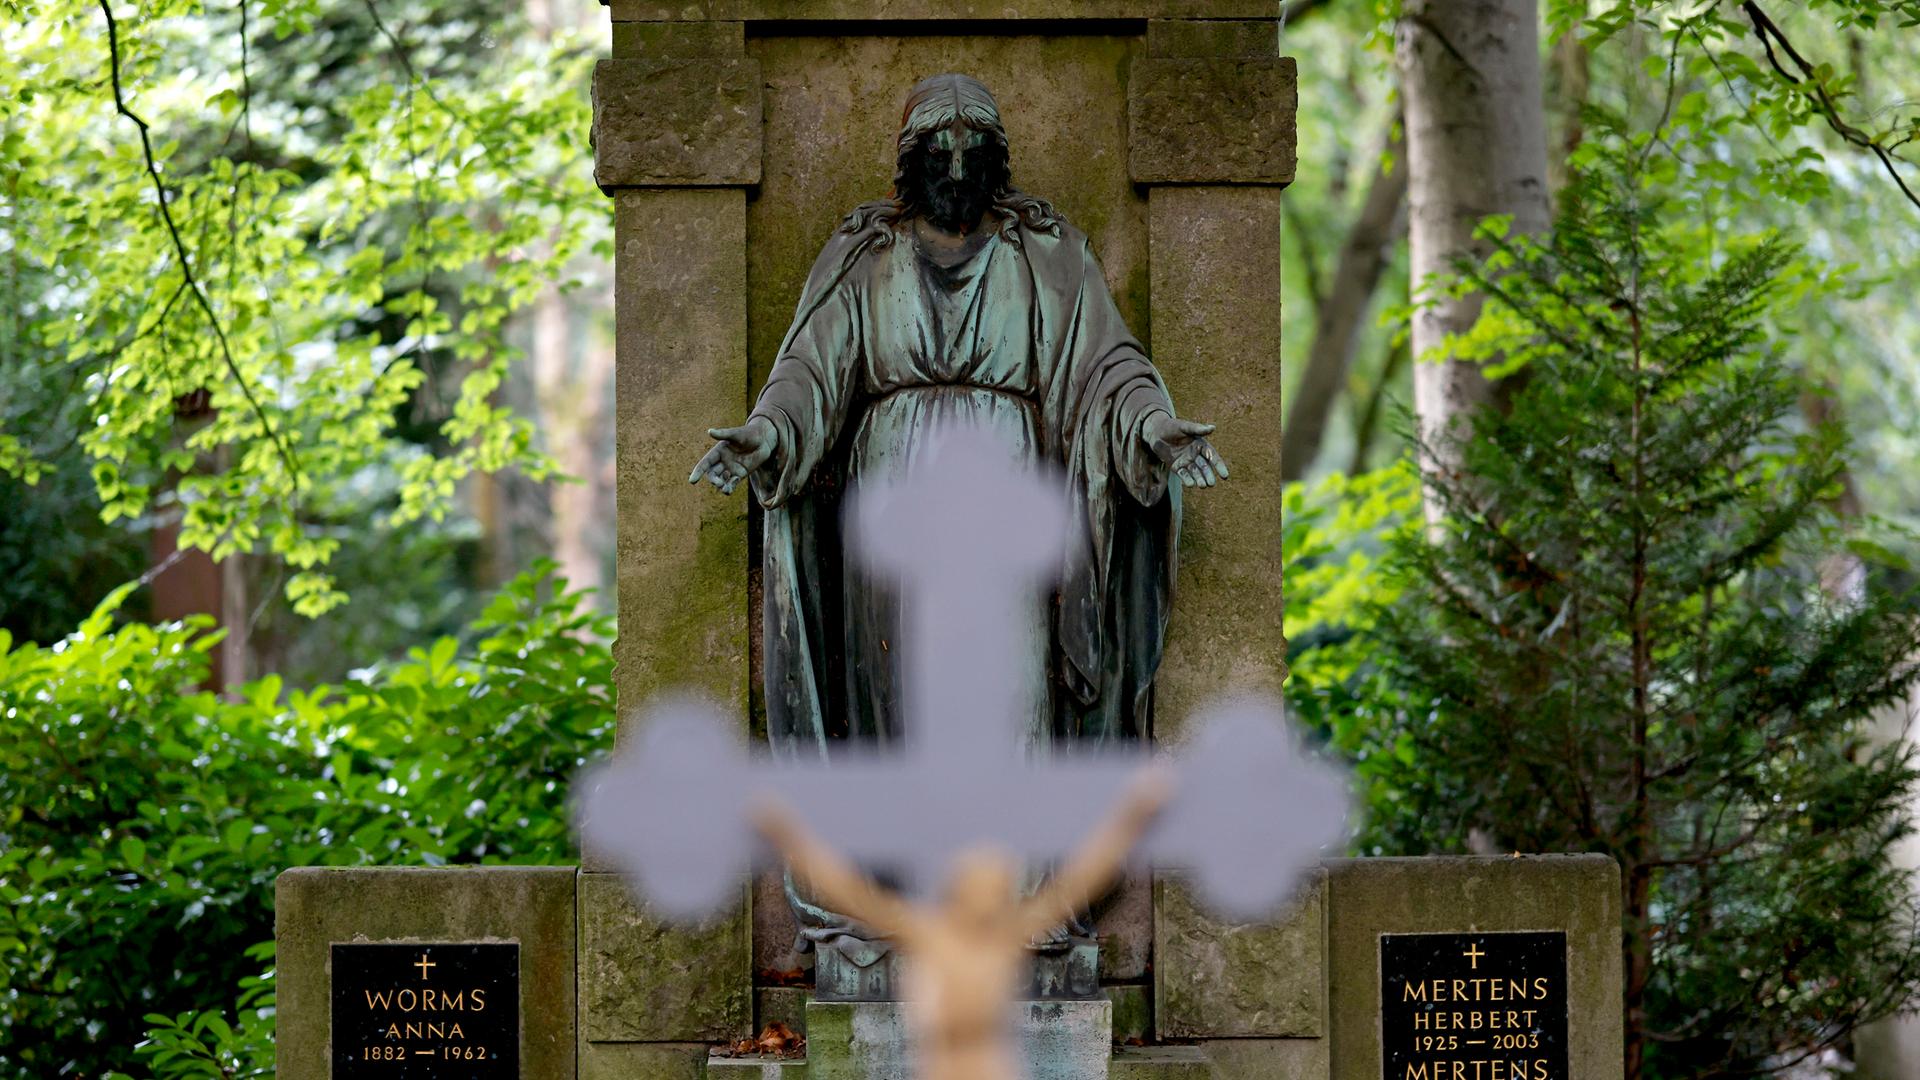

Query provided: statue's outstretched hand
[1144,412,1230,488]
[689,417,776,495]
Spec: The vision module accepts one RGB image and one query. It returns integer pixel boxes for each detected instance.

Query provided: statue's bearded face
[902,121,1008,234]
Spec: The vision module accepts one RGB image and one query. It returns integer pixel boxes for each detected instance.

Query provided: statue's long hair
[839,74,1061,248]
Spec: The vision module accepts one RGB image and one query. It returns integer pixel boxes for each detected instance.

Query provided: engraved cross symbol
[578,425,1350,921]
[414,953,436,979]
[1463,942,1485,969]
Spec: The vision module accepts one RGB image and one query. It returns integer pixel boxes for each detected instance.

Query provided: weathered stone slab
[757,985,811,1034]
[1198,1038,1328,1080]
[577,1041,710,1080]
[606,0,1281,21]
[577,872,750,1042]
[708,1054,811,1078]
[803,999,891,1080]
[1020,1001,1116,1080]
[592,58,764,188]
[1128,58,1297,184]
[1154,870,1324,1038]
[1105,983,1150,1043]
[611,18,743,59]
[1145,184,1288,738]
[808,999,1113,1080]
[1324,856,1623,1080]
[753,868,805,977]
[1095,872,1152,980]
[1111,1045,1210,1080]
[273,867,576,1080]
[605,187,750,759]
[1147,18,1280,58]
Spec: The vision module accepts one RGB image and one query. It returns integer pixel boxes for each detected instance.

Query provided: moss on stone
[577,873,750,1043]
[1154,871,1324,1039]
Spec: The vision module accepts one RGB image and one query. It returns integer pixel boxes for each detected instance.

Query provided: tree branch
[1347,336,1408,475]
[1281,198,1328,315]
[98,0,303,492]
[1741,0,1920,211]
[1283,119,1407,481]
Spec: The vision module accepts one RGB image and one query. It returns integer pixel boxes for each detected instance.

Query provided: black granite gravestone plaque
[1380,931,1569,1080]
[331,943,518,1078]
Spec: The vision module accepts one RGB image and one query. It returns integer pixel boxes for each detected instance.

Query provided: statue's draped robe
[751,215,1179,953]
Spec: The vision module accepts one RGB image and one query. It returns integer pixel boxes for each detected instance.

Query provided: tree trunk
[1546,3,1591,194]
[1799,384,1866,602]
[1281,121,1409,482]
[1348,336,1409,476]
[1395,0,1552,509]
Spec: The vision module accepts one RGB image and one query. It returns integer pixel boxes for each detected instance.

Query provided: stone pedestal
[273,867,579,1080]
[706,1057,809,1077]
[1154,870,1325,1040]
[272,858,1623,1080]
[593,3,1298,1031]
[814,938,1101,1002]
[806,999,1114,1080]
[1109,1046,1210,1079]
[812,942,896,1003]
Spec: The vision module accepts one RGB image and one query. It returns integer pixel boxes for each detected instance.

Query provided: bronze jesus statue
[690,73,1228,964]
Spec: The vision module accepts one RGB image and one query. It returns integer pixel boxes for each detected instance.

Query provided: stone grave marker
[274,866,577,1080]
[1379,932,1570,1080]
[331,943,520,1075]
[1327,856,1623,1080]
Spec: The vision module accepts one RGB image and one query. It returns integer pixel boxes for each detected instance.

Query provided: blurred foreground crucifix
[578,426,1349,1080]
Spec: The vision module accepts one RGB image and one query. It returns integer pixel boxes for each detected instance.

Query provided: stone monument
[589,13,1294,1069]
[685,70,1230,1004]
[269,8,1629,1080]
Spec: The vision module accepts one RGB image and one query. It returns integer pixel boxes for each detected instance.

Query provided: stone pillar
[1129,18,1306,1066]
[1130,19,1296,736]
[583,19,760,1078]
[593,23,759,746]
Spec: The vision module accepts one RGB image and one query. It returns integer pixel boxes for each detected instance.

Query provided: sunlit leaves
[0,1,605,618]
[1366,121,1920,1077]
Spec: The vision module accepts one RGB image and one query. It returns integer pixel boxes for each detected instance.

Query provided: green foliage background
[0,564,611,1078]
[1,0,606,624]
[2,0,1920,1077]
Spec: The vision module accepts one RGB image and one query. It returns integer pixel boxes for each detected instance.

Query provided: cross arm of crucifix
[750,795,922,941]
[1014,766,1172,941]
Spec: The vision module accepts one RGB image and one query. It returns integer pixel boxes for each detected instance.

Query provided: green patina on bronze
[691,74,1229,974]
